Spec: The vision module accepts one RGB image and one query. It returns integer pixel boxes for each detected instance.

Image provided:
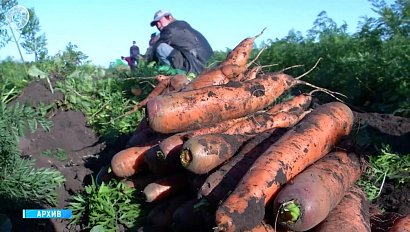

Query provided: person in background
[121,56,133,68]
[129,41,140,70]
[144,32,160,60]
[148,10,214,74]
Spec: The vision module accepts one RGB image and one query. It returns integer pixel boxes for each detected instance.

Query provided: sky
[0,0,394,68]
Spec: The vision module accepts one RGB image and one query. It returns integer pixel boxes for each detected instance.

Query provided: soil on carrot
[4,79,410,232]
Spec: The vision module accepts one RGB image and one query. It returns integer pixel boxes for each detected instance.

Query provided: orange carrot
[168,73,190,92]
[273,151,363,231]
[199,129,286,205]
[309,185,371,232]
[156,116,247,160]
[180,133,250,174]
[221,28,266,67]
[268,93,313,114]
[147,72,299,134]
[143,173,189,203]
[182,64,247,91]
[110,146,151,178]
[215,102,354,232]
[224,93,313,135]
[245,65,263,81]
[131,75,171,112]
[389,214,410,232]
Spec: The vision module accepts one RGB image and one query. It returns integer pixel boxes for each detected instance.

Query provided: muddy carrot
[180,133,250,174]
[309,185,371,232]
[389,214,410,232]
[147,72,299,134]
[223,107,310,136]
[215,102,354,232]
[156,116,247,160]
[182,64,247,91]
[221,28,266,67]
[199,129,286,205]
[273,151,363,231]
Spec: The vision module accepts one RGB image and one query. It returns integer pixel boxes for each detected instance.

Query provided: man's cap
[150,10,171,27]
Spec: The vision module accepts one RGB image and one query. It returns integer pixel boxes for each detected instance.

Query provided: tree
[0,0,18,48]
[20,8,48,61]
[370,0,410,39]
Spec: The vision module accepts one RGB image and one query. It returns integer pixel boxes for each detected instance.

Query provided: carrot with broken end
[180,133,250,174]
[156,116,248,160]
[215,102,354,232]
[199,129,286,205]
[143,173,189,203]
[144,144,183,174]
[389,214,410,232]
[309,185,371,232]
[110,146,152,178]
[147,72,299,134]
[273,151,363,231]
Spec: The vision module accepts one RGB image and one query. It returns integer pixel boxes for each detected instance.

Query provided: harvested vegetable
[309,185,371,232]
[180,133,250,174]
[110,146,151,178]
[215,102,354,232]
[273,151,363,231]
[147,72,299,133]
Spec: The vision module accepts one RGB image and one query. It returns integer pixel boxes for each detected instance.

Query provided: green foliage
[55,70,143,142]
[69,178,145,232]
[0,102,52,137]
[0,158,65,209]
[0,59,31,103]
[255,1,410,116]
[41,148,68,161]
[20,8,48,61]
[358,145,410,201]
[36,42,90,78]
[0,104,64,210]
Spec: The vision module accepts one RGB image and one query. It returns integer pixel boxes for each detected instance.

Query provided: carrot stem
[280,201,301,223]
[180,150,192,167]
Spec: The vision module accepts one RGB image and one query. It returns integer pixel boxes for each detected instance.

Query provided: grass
[358,145,410,201]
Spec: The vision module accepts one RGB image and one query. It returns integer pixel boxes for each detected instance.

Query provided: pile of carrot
[105,31,396,232]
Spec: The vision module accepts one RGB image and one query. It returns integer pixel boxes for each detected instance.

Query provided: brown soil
[3,79,410,232]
